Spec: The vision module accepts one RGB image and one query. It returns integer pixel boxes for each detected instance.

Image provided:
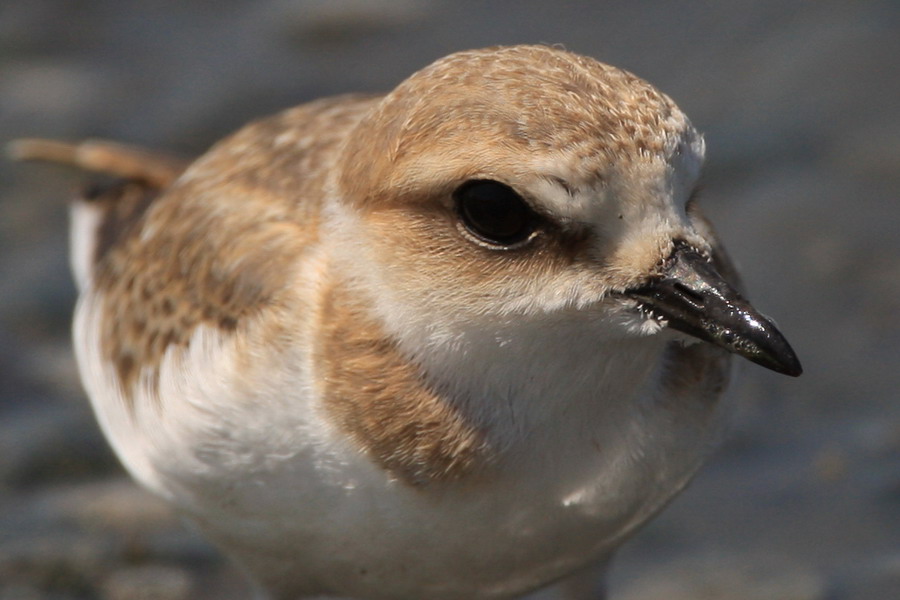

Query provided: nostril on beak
[672,281,705,310]
[627,243,802,376]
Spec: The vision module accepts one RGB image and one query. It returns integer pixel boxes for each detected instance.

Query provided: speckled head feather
[324,45,710,345]
[339,45,703,208]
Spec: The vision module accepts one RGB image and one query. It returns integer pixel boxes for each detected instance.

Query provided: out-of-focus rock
[101,565,194,600]
[617,557,828,600]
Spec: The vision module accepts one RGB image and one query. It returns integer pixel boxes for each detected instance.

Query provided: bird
[11,44,801,600]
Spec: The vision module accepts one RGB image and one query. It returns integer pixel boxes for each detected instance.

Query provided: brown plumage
[10,45,800,600]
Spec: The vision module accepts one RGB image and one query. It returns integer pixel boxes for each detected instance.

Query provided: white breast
[77,278,728,600]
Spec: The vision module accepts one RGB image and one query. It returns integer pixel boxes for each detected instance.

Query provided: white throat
[391,307,671,460]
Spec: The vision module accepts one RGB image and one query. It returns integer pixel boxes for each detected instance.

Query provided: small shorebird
[12,45,800,599]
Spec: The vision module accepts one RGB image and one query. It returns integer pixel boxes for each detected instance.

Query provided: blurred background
[1,1,898,598]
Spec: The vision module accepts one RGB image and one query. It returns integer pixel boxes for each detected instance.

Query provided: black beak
[628,244,802,377]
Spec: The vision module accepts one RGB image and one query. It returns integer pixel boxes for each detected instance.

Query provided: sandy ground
[1,1,898,598]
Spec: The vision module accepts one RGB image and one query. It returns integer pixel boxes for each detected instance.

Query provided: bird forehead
[339,45,703,216]
[393,45,694,160]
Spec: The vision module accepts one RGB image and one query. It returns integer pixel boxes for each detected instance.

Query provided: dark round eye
[454,180,536,247]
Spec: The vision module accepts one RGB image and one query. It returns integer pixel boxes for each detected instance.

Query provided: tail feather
[8,138,187,291]
[7,138,188,189]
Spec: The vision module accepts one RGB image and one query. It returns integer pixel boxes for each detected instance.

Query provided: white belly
[75,292,728,599]
[181,393,715,600]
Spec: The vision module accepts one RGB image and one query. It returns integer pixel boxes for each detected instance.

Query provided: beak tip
[768,354,803,377]
[785,357,803,378]
[751,328,803,377]
[627,244,803,378]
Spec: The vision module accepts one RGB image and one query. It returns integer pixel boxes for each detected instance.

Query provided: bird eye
[454,180,537,247]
